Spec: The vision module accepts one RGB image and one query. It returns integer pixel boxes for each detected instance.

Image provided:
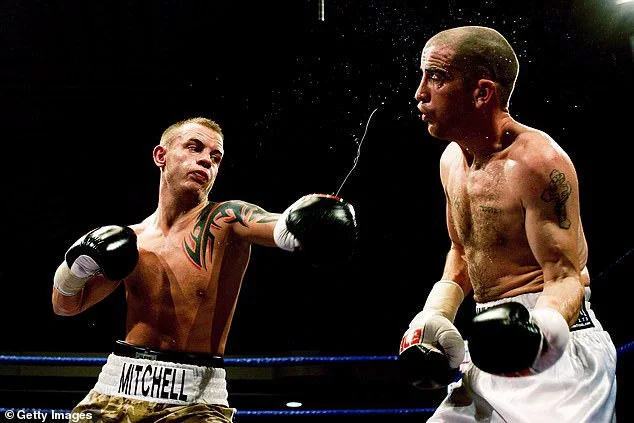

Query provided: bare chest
[448,165,524,249]
[130,220,235,303]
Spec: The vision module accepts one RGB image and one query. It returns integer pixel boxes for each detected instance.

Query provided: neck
[458,112,515,169]
[153,186,209,230]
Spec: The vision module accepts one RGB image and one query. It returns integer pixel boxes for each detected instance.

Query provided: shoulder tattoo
[540,169,572,229]
[183,201,277,270]
[209,201,277,228]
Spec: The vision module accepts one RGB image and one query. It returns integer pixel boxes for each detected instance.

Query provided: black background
[0,0,633,416]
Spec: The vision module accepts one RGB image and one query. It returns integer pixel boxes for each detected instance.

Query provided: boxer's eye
[429,72,446,83]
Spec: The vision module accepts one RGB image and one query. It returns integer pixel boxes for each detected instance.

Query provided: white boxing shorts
[429,288,617,423]
[85,342,229,406]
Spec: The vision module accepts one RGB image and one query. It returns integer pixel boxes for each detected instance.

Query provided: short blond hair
[159,117,223,147]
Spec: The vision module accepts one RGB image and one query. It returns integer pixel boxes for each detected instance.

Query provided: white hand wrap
[530,307,570,373]
[408,280,466,368]
[53,261,91,296]
[70,255,101,278]
[273,207,300,252]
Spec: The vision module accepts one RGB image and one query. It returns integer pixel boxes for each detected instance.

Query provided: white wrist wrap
[410,280,465,326]
[273,208,300,252]
[530,307,570,372]
[53,261,90,296]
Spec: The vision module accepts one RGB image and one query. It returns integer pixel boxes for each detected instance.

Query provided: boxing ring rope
[0,342,632,417]
[1,343,633,366]
[0,354,398,366]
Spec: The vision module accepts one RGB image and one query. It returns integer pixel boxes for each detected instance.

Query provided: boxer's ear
[153,145,167,168]
[474,80,494,106]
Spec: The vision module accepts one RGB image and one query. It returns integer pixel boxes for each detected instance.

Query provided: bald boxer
[398,26,616,422]
[52,117,357,422]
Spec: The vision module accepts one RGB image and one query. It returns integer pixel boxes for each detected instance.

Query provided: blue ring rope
[594,247,633,282]
[0,355,398,366]
[617,340,634,356]
[0,342,631,366]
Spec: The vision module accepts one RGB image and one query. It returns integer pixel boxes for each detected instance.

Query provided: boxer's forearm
[536,275,585,327]
[440,244,472,295]
[52,275,120,316]
[52,288,83,316]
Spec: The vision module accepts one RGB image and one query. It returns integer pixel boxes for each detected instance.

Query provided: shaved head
[426,26,519,110]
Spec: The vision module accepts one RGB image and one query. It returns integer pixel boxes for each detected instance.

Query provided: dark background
[1,0,633,419]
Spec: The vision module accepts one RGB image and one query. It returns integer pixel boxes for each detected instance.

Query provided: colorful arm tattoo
[184,201,277,269]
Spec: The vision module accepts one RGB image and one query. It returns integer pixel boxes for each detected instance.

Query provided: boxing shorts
[429,288,617,423]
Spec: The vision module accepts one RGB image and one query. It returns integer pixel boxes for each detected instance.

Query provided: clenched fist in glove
[273,193,358,265]
[469,302,570,376]
[398,280,465,390]
[54,225,139,296]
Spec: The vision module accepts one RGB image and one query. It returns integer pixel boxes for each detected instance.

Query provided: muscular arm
[441,215,472,297]
[520,138,585,325]
[440,144,472,296]
[209,200,279,247]
[52,274,121,316]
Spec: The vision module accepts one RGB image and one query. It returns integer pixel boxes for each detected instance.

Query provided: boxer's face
[415,43,474,141]
[157,123,224,197]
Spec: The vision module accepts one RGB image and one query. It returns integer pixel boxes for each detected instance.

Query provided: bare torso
[444,125,589,303]
[124,202,253,355]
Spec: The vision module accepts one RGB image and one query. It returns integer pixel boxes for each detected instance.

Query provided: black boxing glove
[398,324,461,390]
[398,280,465,390]
[273,194,358,264]
[54,225,138,295]
[469,302,570,376]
